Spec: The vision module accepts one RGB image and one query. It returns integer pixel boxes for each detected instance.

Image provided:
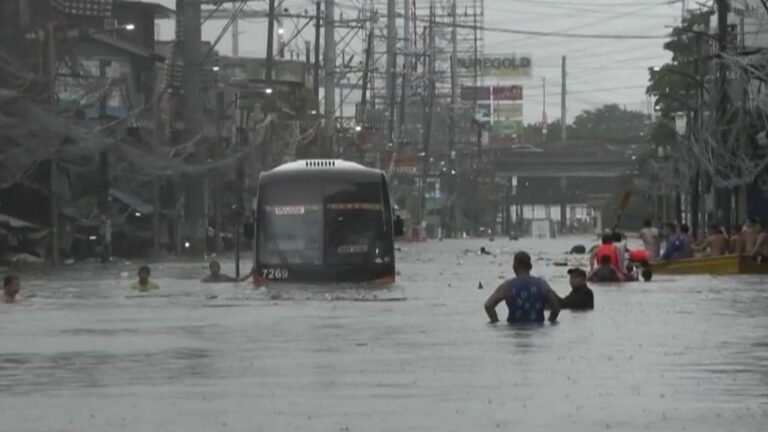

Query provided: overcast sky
[151,0,688,123]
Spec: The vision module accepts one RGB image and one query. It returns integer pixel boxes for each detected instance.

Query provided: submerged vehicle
[253,160,402,283]
[651,255,768,275]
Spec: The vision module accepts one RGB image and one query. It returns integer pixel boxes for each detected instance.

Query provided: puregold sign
[457,54,532,79]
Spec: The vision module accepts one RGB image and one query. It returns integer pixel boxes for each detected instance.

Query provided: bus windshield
[258,181,323,265]
[257,176,391,267]
[324,179,390,265]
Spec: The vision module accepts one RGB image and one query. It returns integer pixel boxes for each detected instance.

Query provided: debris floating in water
[478,281,484,290]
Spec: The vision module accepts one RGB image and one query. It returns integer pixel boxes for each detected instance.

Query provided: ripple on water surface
[1,238,768,431]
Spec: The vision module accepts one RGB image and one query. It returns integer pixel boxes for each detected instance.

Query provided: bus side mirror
[394,215,404,237]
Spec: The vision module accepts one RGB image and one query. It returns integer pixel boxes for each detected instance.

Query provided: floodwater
[2,237,768,431]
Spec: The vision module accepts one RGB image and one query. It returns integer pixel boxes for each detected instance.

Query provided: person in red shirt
[591,234,620,270]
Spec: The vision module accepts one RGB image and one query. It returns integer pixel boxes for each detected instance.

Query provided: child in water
[2,275,20,303]
[130,265,159,292]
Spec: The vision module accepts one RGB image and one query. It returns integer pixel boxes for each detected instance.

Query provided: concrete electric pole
[180,0,206,254]
[323,0,335,156]
[561,55,567,145]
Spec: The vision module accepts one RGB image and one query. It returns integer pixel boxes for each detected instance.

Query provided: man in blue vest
[484,251,561,324]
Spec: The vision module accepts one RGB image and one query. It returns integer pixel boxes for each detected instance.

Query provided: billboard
[457,54,532,79]
[474,103,491,122]
[492,120,525,136]
[460,86,491,102]
[494,103,523,120]
[394,154,418,174]
[491,120,524,146]
[492,85,523,101]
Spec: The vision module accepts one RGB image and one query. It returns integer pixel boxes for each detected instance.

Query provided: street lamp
[124,23,136,31]
[264,87,273,95]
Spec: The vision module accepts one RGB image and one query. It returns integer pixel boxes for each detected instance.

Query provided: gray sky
[152,0,686,123]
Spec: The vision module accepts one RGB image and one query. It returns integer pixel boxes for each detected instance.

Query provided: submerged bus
[252,160,401,283]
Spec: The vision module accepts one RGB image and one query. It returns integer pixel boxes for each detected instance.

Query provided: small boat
[651,255,768,275]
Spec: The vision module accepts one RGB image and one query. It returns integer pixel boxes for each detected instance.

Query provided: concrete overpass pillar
[559,177,568,233]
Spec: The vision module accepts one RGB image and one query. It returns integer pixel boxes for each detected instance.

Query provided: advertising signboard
[394,154,418,174]
[494,103,523,120]
[457,54,532,79]
[492,85,523,101]
[474,103,492,122]
[491,120,525,138]
[460,86,491,102]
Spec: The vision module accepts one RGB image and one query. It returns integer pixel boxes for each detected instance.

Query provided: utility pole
[472,0,481,234]
[48,23,59,266]
[266,0,276,81]
[314,1,321,104]
[232,0,239,56]
[323,0,335,156]
[152,87,162,257]
[448,0,458,238]
[386,0,397,145]
[715,0,731,227]
[542,76,547,142]
[402,0,412,136]
[561,55,567,144]
[180,0,206,254]
[420,3,436,230]
[691,31,703,239]
[472,0,480,145]
[98,59,111,262]
[361,28,373,108]
[737,10,747,222]
[263,0,276,170]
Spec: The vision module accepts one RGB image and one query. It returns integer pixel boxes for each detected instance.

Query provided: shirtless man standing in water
[693,225,729,256]
[742,217,761,254]
[748,220,768,260]
[639,219,661,260]
[730,225,746,255]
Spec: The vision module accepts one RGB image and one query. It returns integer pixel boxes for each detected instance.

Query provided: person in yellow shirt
[130,265,159,292]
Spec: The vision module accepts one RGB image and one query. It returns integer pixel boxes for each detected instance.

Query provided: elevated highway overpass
[488,141,644,178]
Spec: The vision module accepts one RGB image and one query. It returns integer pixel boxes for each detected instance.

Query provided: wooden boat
[651,255,768,275]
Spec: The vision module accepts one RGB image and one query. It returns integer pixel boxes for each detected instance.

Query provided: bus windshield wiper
[262,221,291,268]
[268,236,291,268]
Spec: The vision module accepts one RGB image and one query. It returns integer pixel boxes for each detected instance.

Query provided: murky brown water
[2,237,767,431]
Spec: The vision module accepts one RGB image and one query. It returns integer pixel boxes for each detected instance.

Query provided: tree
[646,10,713,120]
[569,104,649,141]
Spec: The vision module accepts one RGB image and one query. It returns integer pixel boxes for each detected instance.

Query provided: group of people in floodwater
[128,260,252,293]
[2,260,251,303]
[583,216,768,283]
[644,217,768,261]
[484,252,593,324]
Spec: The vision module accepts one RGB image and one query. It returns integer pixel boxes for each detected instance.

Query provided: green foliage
[521,104,648,144]
[570,104,649,141]
[646,10,713,120]
[649,120,677,145]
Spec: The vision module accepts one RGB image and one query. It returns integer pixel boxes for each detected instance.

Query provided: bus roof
[261,160,385,184]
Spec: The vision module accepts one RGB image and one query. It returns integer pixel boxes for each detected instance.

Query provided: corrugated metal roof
[110,188,154,215]
[87,33,165,62]
[0,213,43,230]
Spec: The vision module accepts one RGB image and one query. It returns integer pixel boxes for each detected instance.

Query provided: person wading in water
[483,252,561,325]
